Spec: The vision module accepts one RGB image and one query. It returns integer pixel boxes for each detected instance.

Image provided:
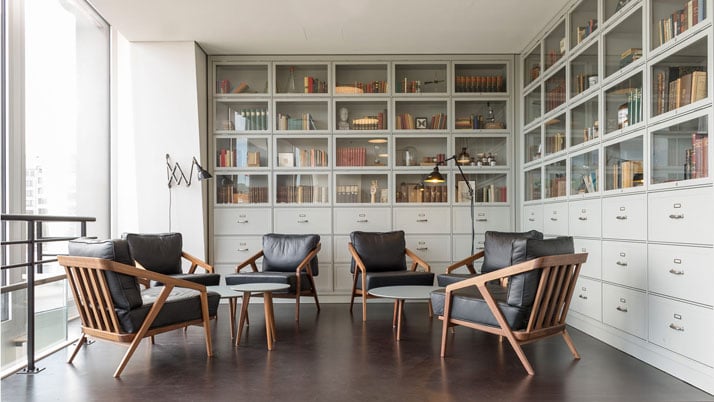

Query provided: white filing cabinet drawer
[214,208,272,235]
[649,295,714,367]
[568,199,601,237]
[333,207,392,234]
[405,235,451,264]
[648,187,714,245]
[648,244,714,306]
[522,204,543,232]
[603,284,647,339]
[543,202,568,236]
[452,234,485,263]
[570,276,602,321]
[333,235,352,263]
[333,263,354,292]
[394,207,450,234]
[573,238,601,279]
[213,236,263,264]
[274,208,332,234]
[602,194,646,240]
[453,206,511,234]
[602,241,647,290]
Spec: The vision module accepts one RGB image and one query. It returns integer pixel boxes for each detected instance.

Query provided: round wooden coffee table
[368,285,439,341]
[231,283,289,350]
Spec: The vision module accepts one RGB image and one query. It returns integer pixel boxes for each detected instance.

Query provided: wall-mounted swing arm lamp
[166,154,212,188]
[423,155,476,255]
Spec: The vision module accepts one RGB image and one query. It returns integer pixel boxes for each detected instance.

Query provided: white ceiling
[90,0,571,55]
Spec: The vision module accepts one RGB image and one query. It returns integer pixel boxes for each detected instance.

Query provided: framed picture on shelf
[415,117,428,129]
[278,152,294,167]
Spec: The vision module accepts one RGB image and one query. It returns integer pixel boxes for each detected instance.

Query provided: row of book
[619,48,642,68]
[396,185,448,203]
[454,115,495,130]
[582,123,599,143]
[573,73,595,95]
[545,77,566,111]
[656,0,707,47]
[216,186,268,204]
[276,185,329,204]
[622,88,643,127]
[295,148,328,168]
[336,81,388,94]
[350,112,385,130]
[336,147,367,167]
[654,68,707,115]
[546,132,565,154]
[575,19,598,45]
[685,133,708,180]
[454,75,505,93]
[577,171,598,194]
[216,149,260,168]
[394,113,448,130]
[303,77,328,93]
[234,109,268,131]
[276,113,317,130]
[475,184,507,203]
[549,174,567,198]
[335,185,364,203]
[546,50,564,69]
[610,160,643,189]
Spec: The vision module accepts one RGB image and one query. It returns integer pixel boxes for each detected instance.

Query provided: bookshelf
[520,0,713,393]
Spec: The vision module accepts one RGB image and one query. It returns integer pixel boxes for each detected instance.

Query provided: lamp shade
[193,157,213,181]
[423,166,446,183]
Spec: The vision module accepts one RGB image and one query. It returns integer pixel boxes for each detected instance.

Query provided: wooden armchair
[59,241,220,378]
[431,251,588,375]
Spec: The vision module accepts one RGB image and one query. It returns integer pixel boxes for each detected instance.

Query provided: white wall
[115,40,209,259]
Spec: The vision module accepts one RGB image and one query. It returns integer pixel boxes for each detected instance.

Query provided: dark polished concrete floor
[2,302,713,402]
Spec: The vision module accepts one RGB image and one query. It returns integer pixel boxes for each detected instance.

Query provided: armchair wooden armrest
[235,250,264,272]
[445,250,485,274]
[295,243,321,277]
[182,251,214,274]
[405,248,431,272]
[347,243,367,275]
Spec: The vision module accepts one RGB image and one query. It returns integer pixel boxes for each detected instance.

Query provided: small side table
[231,283,290,350]
[368,285,439,341]
[206,285,244,339]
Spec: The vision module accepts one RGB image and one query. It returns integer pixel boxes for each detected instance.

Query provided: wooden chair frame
[235,242,321,322]
[439,253,587,375]
[58,255,215,378]
[348,243,431,321]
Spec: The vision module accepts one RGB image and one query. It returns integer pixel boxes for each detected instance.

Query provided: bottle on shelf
[286,66,297,93]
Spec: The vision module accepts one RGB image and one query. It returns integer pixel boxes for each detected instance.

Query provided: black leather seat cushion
[262,234,320,275]
[68,238,142,310]
[118,287,220,333]
[350,231,407,273]
[481,230,543,274]
[224,271,312,293]
[169,273,221,286]
[124,233,183,276]
[436,273,474,287]
[430,286,530,331]
[356,271,434,290]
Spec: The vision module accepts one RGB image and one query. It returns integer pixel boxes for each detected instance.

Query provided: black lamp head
[423,165,446,183]
[193,157,213,181]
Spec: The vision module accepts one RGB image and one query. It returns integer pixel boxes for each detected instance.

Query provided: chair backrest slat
[543,265,568,327]
[65,261,122,334]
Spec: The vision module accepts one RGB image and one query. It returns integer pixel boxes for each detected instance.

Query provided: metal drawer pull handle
[528,218,535,222]
[616,261,628,267]
[550,217,558,221]
[475,218,488,222]
[297,219,309,223]
[356,219,369,223]
[578,216,587,221]
[416,219,428,222]
[416,247,428,251]
[616,306,628,313]
[578,295,588,300]
[615,215,627,220]
[668,214,684,219]
[237,219,249,224]
[668,269,685,275]
[668,323,684,332]
[237,248,249,252]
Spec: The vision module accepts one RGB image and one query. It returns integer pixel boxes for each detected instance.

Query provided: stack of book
[656,0,707,47]
[295,148,328,168]
[549,174,566,198]
[627,88,643,126]
[303,77,327,93]
[216,147,236,167]
[351,112,385,130]
[619,48,642,68]
[234,109,268,131]
[336,185,362,203]
[611,160,643,189]
[576,19,598,44]
[429,113,448,130]
[395,113,415,129]
[336,147,366,167]
[545,77,566,111]
[685,133,708,180]
[455,75,505,92]
[276,113,317,130]
[546,132,565,154]
[276,185,328,204]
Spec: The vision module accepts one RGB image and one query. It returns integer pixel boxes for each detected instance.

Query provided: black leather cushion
[118,287,220,333]
[430,286,530,331]
[169,273,221,286]
[355,271,434,290]
[124,233,183,276]
[436,273,475,287]
[68,238,142,310]
[481,230,543,274]
[225,271,312,293]
[506,236,575,307]
[262,234,320,276]
[350,231,407,273]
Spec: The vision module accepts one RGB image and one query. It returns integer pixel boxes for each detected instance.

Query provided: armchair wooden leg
[362,295,367,322]
[295,294,300,322]
[114,335,143,378]
[440,318,450,357]
[68,333,87,364]
[562,329,580,359]
[308,276,321,312]
[200,293,213,358]
[503,334,535,375]
[236,292,251,347]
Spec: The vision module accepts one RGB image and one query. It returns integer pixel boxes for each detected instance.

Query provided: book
[679,73,693,107]
[690,71,707,103]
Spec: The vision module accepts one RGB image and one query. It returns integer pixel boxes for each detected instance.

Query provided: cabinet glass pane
[335,100,388,131]
[214,101,269,132]
[215,137,268,168]
[334,63,388,94]
[454,100,507,130]
[394,100,447,130]
[454,63,507,93]
[524,85,542,125]
[275,137,329,168]
[570,95,600,147]
[570,42,599,98]
[275,64,328,94]
[570,149,599,195]
[544,20,567,71]
[570,0,598,49]
[545,159,567,198]
[604,7,643,77]
[651,115,708,184]
[215,64,269,95]
[396,174,447,203]
[275,174,330,204]
[335,173,389,204]
[605,135,644,190]
[216,173,269,205]
[651,0,708,50]
[335,137,389,167]
[394,137,448,167]
[275,101,328,131]
[456,173,508,203]
[394,63,448,94]
[524,126,542,163]
[651,36,708,118]
[545,67,566,113]
[604,72,643,134]
[524,44,542,86]
[545,113,566,155]
[524,167,542,201]
[605,0,636,23]
[453,136,508,167]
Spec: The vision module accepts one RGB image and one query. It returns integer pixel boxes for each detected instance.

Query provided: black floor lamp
[424,155,476,255]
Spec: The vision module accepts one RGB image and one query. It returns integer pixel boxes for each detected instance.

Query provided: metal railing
[1,214,95,374]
